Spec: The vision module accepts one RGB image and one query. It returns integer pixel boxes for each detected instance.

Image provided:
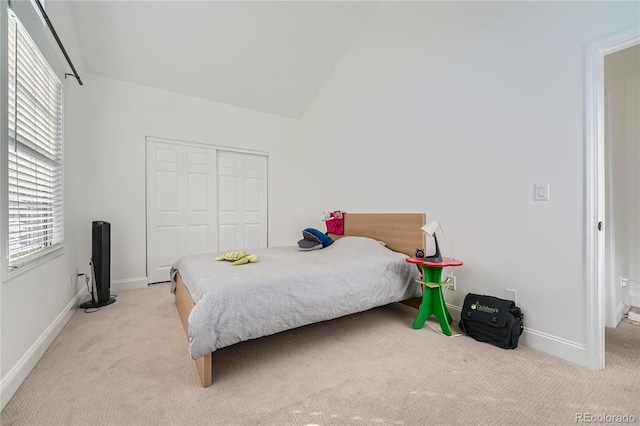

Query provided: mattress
[170,236,422,359]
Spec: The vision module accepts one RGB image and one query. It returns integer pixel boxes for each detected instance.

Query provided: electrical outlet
[627,311,640,322]
[505,288,517,304]
[72,268,80,289]
[445,275,456,291]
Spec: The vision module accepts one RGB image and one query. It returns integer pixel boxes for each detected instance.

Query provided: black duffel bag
[458,293,524,349]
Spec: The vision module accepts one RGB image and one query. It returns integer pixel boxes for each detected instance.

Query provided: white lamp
[420,221,442,262]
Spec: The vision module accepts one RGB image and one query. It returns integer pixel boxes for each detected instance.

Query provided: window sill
[5,245,65,282]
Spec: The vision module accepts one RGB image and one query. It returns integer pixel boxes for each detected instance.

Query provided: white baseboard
[520,328,587,366]
[0,288,85,411]
[447,303,461,319]
[76,277,148,305]
[111,276,148,291]
[448,303,587,366]
[615,302,628,325]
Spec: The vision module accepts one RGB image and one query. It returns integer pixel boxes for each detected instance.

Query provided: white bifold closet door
[146,138,267,284]
[217,151,268,252]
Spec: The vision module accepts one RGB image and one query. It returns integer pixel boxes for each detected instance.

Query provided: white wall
[299,1,640,364]
[72,73,303,289]
[1,0,88,409]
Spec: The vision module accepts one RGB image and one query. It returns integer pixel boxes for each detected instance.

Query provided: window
[7,10,63,271]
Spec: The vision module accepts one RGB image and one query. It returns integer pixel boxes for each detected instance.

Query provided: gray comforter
[170,236,421,359]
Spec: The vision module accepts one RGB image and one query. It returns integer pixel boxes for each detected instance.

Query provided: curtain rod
[33,0,83,85]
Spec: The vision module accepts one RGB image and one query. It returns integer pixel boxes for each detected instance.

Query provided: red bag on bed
[325,211,345,235]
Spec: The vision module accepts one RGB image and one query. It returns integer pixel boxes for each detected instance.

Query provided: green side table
[406,257,463,336]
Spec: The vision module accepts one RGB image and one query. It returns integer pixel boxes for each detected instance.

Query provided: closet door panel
[146,140,217,283]
[217,151,268,251]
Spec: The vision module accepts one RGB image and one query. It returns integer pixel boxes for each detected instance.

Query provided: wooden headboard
[329,213,425,257]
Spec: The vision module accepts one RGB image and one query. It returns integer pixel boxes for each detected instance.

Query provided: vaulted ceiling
[68,1,378,119]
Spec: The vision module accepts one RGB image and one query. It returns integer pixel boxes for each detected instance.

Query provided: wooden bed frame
[173,212,426,387]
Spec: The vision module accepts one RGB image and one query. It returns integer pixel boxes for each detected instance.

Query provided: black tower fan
[80,221,116,308]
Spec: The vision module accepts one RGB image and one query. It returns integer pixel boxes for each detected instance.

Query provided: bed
[170,213,426,387]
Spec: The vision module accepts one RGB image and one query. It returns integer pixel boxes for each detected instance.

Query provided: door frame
[584,25,640,370]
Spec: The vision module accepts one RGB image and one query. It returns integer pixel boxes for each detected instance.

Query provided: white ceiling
[68,1,378,119]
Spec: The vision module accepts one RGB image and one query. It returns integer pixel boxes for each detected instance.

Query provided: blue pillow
[298,231,323,251]
[303,228,334,247]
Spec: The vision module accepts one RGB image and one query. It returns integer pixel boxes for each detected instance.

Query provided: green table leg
[412,265,453,336]
[432,286,452,336]
[422,265,442,284]
[413,286,433,329]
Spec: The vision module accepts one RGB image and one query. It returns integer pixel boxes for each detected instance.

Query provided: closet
[146,137,268,283]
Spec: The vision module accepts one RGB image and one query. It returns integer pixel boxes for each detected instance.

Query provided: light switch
[534,183,549,201]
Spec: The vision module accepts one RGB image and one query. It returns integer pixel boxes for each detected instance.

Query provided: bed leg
[401,297,421,309]
[195,353,213,387]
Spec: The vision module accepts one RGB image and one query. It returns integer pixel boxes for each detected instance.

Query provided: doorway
[585,26,640,370]
[604,45,640,328]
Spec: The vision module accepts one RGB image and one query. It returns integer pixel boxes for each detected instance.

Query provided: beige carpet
[2,283,639,426]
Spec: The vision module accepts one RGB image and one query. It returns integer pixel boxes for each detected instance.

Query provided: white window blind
[7,10,64,269]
